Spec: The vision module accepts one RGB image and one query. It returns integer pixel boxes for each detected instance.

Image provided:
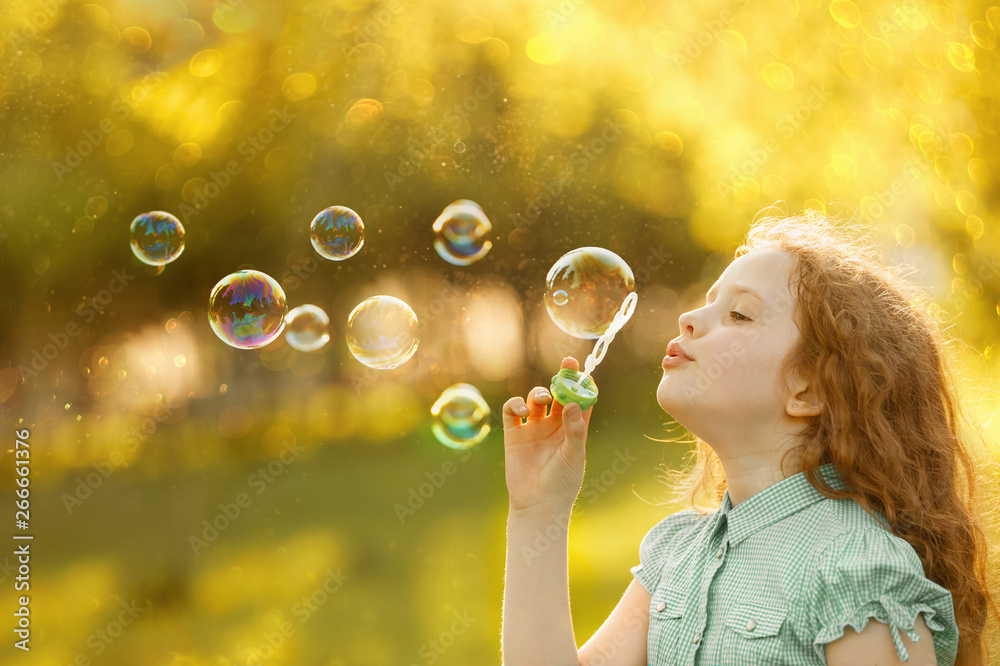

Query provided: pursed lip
[665,339,693,362]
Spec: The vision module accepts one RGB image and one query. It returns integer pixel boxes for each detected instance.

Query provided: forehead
[714,248,796,299]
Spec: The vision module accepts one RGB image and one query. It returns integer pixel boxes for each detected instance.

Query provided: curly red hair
[659,210,1000,665]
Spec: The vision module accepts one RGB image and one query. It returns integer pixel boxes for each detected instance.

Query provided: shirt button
[656,601,666,612]
[694,632,701,644]
[746,619,757,632]
[716,546,724,559]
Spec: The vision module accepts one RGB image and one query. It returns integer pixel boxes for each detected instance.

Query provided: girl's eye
[730,311,751,322]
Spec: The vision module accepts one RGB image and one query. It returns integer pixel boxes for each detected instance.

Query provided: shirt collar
[716,462,847,546]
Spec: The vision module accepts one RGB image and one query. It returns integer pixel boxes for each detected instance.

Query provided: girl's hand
[502,357,594,515]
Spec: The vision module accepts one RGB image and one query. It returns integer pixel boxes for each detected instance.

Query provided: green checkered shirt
[630,462,958,665]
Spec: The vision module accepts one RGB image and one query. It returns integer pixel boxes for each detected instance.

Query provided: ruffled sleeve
[807,528,959,665]
[630,509,700,593]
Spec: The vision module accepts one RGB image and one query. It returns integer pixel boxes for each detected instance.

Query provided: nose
[677,308,699,337]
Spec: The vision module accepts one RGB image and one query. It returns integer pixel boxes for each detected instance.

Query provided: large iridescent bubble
[284,304,331,352]
[544,247,636,339]
[310,206,364,261]
[430,383,491,450]
[346,295,419,369]
[130,211,185,266]
[208,270,288,349]
[432,199,492,266]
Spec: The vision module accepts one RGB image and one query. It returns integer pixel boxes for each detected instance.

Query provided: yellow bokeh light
[830,0,861,28]
[282,72,317,101]
[654,131,683,158]
[121,26,152,53]
[955,190,976,214]
[946,42,975,72]
[106,129,134,156]
[526,34,566,64]
[763,63,795,91]
[173,142,202,168]
[190,49,224,77]
[453,16,493,44]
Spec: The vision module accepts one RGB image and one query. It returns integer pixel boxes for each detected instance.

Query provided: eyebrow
[705,284,771,310]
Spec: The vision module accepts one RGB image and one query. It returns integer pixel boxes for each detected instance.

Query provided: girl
[500,212,998,666]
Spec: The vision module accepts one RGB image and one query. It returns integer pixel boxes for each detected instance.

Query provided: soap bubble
[544,247,636,339]
[430,383,491,449]
[130,211,185,266]
[432,199,492,266]
[346,295,419,369]
[310,206,364,261]
[208,270,288,349]
[284,304,331,352]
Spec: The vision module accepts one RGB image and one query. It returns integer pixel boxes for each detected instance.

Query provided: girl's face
[656,248,803,439]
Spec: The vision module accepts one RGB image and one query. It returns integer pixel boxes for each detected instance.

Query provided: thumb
[561,401,588,463]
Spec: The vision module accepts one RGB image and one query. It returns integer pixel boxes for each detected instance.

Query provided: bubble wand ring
[549,291,638,411]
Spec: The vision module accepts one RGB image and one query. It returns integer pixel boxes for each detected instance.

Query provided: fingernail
[517,406,529,415]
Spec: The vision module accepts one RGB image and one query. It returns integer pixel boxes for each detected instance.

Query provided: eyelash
[730,311,751,322]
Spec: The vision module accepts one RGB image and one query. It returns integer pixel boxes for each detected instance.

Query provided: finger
[502,397,530,429]
[551,358,582,419]
[525,386,552,421]
[561,401,589,465]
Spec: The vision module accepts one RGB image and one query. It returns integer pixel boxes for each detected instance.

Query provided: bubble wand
[549,291,638,411]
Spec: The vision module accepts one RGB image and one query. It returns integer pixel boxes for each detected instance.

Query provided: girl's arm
[577,579,650,666]
[500,357,592,666]
[502,505,579,666]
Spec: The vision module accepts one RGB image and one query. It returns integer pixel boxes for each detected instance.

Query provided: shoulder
[631,508,708,592]
[799,518,959,666]
[639,508,705,553]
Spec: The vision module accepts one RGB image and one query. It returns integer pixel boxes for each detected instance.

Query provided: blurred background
[1,0,999,663]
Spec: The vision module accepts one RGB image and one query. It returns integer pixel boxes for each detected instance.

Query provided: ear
[786,386,823,417]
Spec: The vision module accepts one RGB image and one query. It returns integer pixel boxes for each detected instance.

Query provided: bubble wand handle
[576,291,638,387]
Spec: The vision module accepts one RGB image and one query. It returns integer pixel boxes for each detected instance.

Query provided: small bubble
[454,141,466,154]
[130,211,185,266]
[174,355,186,368]
[165,318,180,333]
[64,403,71,410]
[220,384,229,394]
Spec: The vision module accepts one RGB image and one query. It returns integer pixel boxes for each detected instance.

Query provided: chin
[656,374,691,414]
